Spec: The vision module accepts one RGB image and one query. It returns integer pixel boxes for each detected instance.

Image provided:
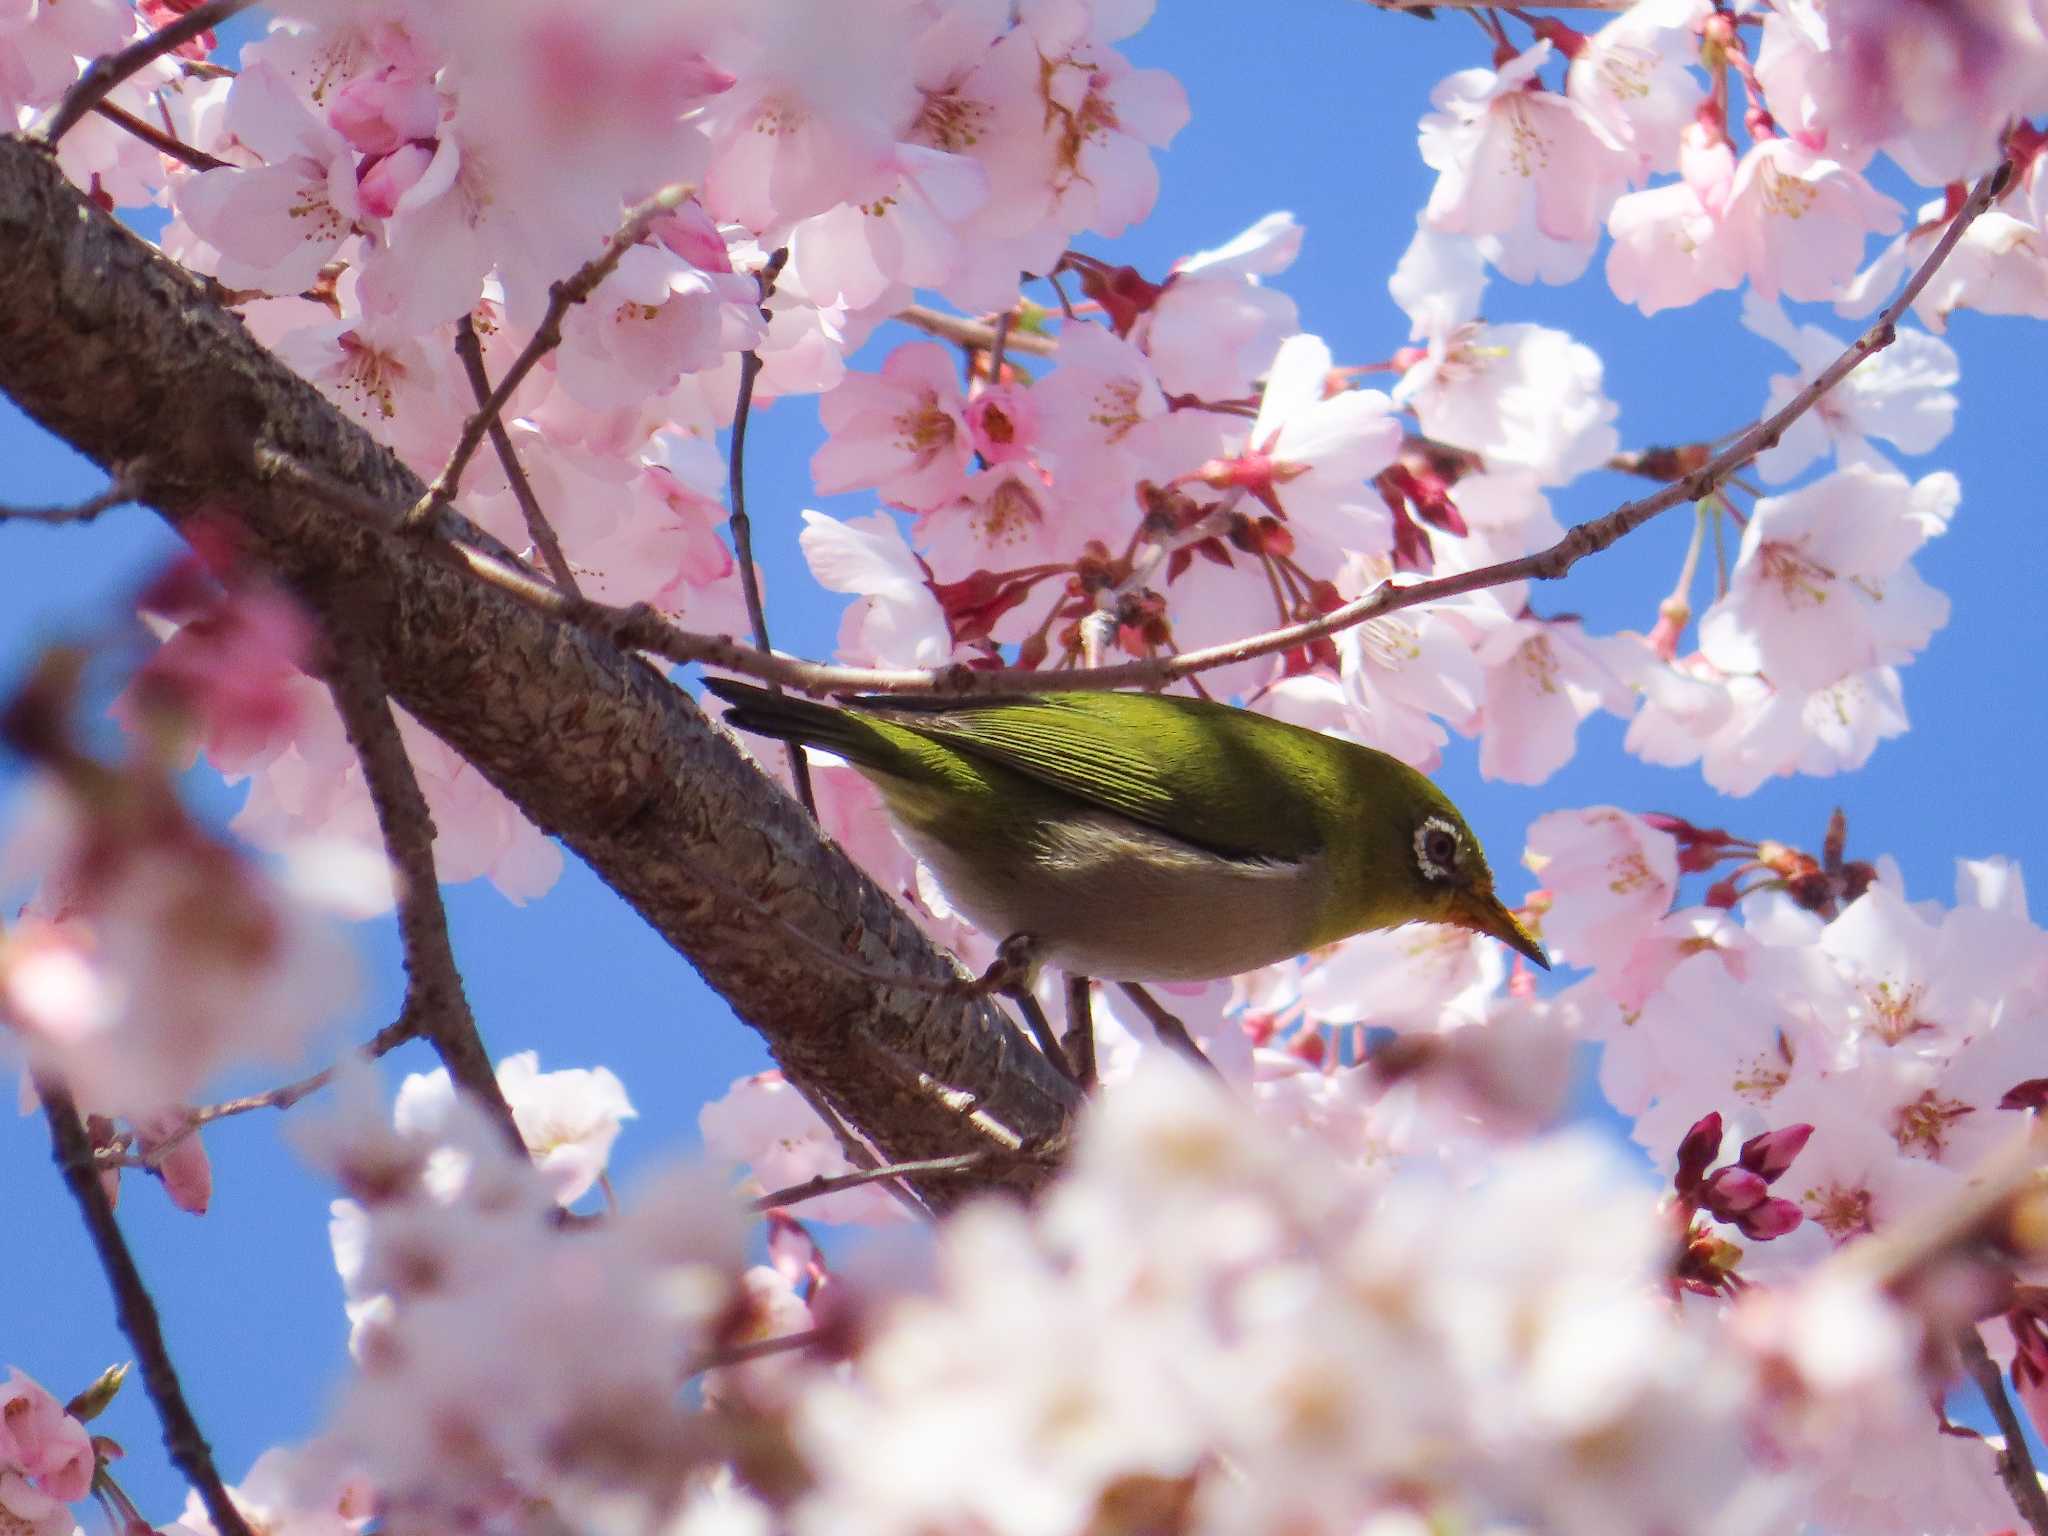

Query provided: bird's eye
[1414,816,1461,882]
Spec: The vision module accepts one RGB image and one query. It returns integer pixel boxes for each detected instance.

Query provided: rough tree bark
[0,135,1081,1207]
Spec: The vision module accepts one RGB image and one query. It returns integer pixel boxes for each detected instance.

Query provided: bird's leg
[1065,975,1099,1090]
[982,933,1082,1084]
[1117,982,1225,1083]
[1007,986,1079,1085]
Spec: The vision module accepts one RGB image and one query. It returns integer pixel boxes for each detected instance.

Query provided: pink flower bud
[1735,1198,1803,1241]
[1737,1123,1813,1183]
[1674,1111,1723,1197]
[1702,1165,1768,1218]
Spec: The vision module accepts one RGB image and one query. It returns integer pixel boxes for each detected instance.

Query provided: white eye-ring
[1414,815,1460,882]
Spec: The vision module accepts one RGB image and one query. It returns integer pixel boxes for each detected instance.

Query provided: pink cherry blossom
[1742,295,1958,482]
[174,61,364,297]
[1717,137,1902,305]
[1523,807,1680,974]
[1840,164,2048,331]
[1419,42,1632,284]
[798,511,954,669]
[163,1445,373,1536]
[1473,615,1640,784]
[0,0,136,118]
[1,775,361,1117]
[1131,212,1304,401]
[396,1053,635,1204]
[0,1368,93,1536]
[1754,0,2048,186]
[1697,467,1955,693]
[812,342,974,513]
[1566,0,1707,180]
[1604,121,1743,314]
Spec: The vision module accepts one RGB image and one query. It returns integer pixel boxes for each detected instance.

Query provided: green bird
[703,678,1547,984]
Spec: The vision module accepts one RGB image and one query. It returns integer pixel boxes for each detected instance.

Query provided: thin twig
[788,1078,932,1220]
[1117,982,1226,1082]
[91,100,230,172]
[1065,975,1098,1090]
[39,1082,257,1536]
[1959,1325,2048,1536]
[322,644,524,1154]
[30,0,254,146]
[727,247,817,816]
[403,184,694,531]
[750,1150,997,1212]
[896,303,1059,357]
[0,476,133,525]
[451,314,582,599]
[107,1013,422,1171]
[685,1328,823,1377]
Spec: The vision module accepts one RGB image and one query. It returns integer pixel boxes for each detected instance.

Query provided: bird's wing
[859,692,1333,862]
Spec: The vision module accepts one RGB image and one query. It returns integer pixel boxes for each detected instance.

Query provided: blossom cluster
[36,1049,2034,1536]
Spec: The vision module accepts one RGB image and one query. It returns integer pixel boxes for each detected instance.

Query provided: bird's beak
[1452,888,1550,971]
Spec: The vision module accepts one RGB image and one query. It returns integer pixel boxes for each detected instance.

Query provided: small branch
[685,1328,823,1377]
[1959,1325,2048,1536]
[322,644,524,1154]
[896,303,1059,358]
[403,183,694,531]
[727,247,817,815]
[0,475,133,525]
[91,100,230,172]
[39,1082,256,1536]
[788,1078,932,1221]
[1117,982,1226,1082]
[450,314,582,599]
[30,0,254,147]
[1065,975,1098,1090]
[750,1150,996,1212]
[109,1013,422,1171]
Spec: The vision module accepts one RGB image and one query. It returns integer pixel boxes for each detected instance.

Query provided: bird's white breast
[900,811,1325,983]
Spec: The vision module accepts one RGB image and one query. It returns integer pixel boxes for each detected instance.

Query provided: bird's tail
[701,676,876,759]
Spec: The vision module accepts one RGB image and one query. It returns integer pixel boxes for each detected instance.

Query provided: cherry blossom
[1,773,361,1117]
[811,342,975,512]
[1697,466,1955,694]
[1716,138,1902,305]
[798,511,955,669]
[1419,42,1632,284]
[174,61,364,297]
[394,1053,637,1204]
[1522,807,1680,974]
[0,1368,94,1536]
[1742,295,1958,481]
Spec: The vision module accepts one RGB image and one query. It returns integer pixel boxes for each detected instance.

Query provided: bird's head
[1394,803,1549,970]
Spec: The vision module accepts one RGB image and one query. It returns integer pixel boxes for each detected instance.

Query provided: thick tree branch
[40,1082,256,1536]
[0,136,1077,1207]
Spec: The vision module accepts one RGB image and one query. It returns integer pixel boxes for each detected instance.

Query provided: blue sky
[3,5,2043,1518]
